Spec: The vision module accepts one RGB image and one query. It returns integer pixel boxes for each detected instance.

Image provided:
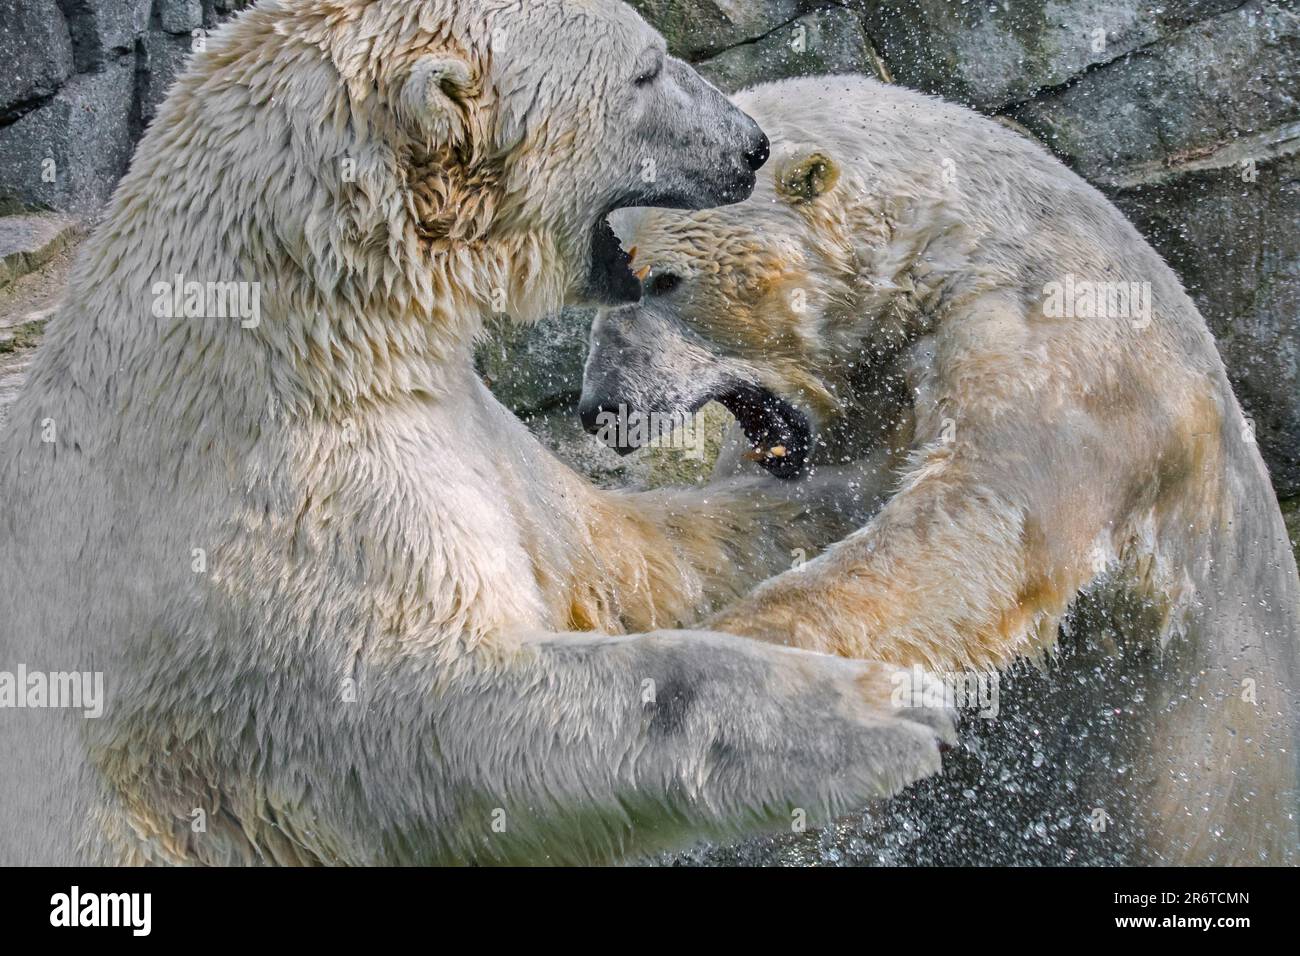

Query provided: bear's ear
[774,147,841,204]
[397,53,477,147]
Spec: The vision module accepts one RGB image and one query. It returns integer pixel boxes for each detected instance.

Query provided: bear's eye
[634,58,663,87]
[646,271,682,296]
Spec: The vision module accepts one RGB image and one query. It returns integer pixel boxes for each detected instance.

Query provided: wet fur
[589,75,1300,865]
[0,6,952,865]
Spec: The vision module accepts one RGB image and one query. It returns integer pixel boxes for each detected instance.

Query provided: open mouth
[715,382,811,480]
[586,214,643,306]
[584,171,757,306]
[581,380,810,479]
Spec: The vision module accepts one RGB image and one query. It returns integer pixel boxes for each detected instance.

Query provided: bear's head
[577,139,865,478]
[575,75,981,478]
[226,0,767,318]
[463,0,772,310]
[89,0,772,410]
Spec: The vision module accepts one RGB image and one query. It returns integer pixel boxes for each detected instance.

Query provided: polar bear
[580,75,1300,864]
[0,4,957,865]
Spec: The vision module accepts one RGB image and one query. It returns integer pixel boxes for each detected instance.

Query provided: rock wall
[0,0,1296,491]
[0,0,248,215]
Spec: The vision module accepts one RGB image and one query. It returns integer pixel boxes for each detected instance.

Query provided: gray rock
[0,0,75,118]
[476,308,595,415]
[57,0,152,71]
[996,1,1300,493]
[626,0,812,60]
[139,29,195,126]
[1012,1,1300,183]
[696,5,885,94]
[513,404,640,490]
[0,213,82,288]
[0,56,137,215]
[1114,151,1300,496]
[856,0,1242,111]
[158,0,205,35]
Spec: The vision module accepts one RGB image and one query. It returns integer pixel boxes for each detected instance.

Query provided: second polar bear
[581,75,1300,864]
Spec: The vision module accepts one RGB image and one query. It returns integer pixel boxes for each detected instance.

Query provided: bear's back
[734,74,1219,367]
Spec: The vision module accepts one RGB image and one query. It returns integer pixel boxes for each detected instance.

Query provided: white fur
[0,3,951,865]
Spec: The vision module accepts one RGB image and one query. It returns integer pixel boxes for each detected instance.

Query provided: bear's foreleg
[361,629,953,863]
[565,459,889,634]
[702,463,1044,672]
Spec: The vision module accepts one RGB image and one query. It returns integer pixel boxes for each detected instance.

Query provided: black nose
[744,130,769,171]
[579,398,638,456]
[579,397,611,435]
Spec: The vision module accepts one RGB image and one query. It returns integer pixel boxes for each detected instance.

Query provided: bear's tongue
[716,383,811,480]
[585,216,642,305]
